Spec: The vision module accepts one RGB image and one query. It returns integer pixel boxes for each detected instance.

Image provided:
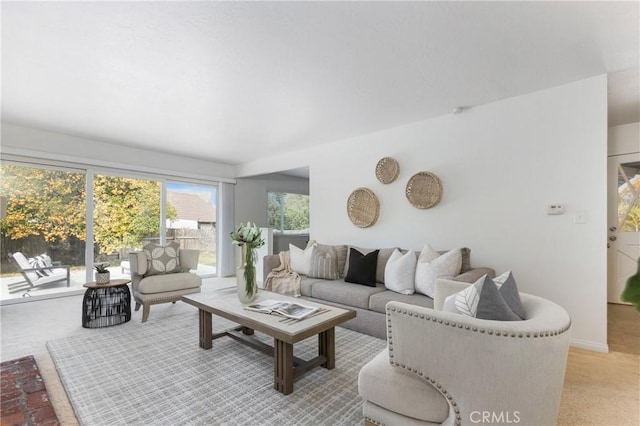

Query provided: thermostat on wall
[547,204,564,215]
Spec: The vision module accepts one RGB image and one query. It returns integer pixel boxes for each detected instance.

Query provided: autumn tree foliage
[1,165,176,255]
[0,165,86,242]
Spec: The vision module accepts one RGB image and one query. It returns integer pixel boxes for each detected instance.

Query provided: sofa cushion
[443,274,521,321]
[311,280,386,310]
[308,245,340,280]
[384,249,416,295]
[143,241,181,276]
[369,290,434,314]
[290,243,316,276]
[415,244,462,297]
[138,272,201,294]
[299,277,326,297]
[358,349,449,423]
[345,248,379,287]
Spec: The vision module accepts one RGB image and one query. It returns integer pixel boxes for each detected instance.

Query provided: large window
[166,182,217,277]
[267,192,309,233]
[0,162,219,301]
[1,164,87,299]
[93,174,164,275]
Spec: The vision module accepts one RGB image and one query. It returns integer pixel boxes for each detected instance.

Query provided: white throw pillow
[384,249,416,295]
[289,243,316,276]
[415,244,462,298]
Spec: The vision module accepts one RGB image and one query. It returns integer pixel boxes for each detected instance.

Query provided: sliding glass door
[1,164,87,299]
[166,182,217,277]
[1,162,220,302]
[93,174,163,281]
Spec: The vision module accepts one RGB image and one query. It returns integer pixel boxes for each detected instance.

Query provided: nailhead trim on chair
[385,305,572,426]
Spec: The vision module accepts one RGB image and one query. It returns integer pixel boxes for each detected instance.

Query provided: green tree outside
[1,165,176,258]
[267,192,309,232]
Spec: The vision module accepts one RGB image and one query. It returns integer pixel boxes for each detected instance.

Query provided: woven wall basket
[405,171,443,209]
[375,157,400,184]
[347,187,380,228]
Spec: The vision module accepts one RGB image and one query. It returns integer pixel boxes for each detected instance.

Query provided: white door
[607,153,640,304]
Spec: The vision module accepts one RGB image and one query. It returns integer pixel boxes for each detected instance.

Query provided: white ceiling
[2,1,638,166]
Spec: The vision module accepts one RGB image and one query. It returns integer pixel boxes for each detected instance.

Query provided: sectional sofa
[263,243,495,339]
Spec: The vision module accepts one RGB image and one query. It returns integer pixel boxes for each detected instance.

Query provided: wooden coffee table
[182,288,356,395]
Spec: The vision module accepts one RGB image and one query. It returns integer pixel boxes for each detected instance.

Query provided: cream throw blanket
[264,251,301,297]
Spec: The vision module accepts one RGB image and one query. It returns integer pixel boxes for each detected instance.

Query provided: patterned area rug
[47,311,386,426]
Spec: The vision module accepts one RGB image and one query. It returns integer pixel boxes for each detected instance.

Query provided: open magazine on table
[245,299,319,320]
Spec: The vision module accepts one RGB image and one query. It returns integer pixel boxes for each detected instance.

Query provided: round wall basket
[406,171,443,209]
[347,187,380,228]
[375,157,400,184]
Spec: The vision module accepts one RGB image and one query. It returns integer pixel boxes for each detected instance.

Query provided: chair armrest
[434,278,471,311]
[14,265,71,273]
[386,299,571,426]
[263,254,282,282]
[179,249,200,271]
[453,267,495,283]
[129,252,147,276]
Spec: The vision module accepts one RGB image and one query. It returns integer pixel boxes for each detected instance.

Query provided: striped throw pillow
[29,254,53,277]
[308,246,340,280]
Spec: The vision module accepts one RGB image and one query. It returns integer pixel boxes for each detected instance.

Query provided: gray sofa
[263,244,495,339]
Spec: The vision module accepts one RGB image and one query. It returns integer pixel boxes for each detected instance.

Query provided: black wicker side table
[82,279,131,328]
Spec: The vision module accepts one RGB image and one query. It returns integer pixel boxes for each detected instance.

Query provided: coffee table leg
[319,327,335,369]
[199,309,212,349]
[274,339,294,395]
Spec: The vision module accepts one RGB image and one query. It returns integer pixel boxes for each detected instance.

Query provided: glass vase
[237,245,257,303]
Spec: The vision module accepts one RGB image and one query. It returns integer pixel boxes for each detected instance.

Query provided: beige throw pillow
[415,244,462,298]
[308,246,340,280]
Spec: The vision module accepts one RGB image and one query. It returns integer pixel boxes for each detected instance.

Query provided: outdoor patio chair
[7,252,71,297]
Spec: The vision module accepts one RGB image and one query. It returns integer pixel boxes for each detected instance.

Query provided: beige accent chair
[129,249,202,322]
[358,278,571,426]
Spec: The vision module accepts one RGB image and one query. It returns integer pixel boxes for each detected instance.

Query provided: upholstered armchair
[129,249,202,322]
[358,278,571,426]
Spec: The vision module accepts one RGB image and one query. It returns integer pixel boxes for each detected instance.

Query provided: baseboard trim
[570,338,609,353]
[0,289,85,306]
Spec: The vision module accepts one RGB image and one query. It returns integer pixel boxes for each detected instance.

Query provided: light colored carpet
[47,311,386,426]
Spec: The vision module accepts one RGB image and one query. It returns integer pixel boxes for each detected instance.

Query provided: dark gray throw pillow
[345,248,379,287]
[443,275,522,321]
[475,276,522,321]
[493,271,526,320]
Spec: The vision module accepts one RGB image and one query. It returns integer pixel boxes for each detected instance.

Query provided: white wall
[0,123,236,181]
[234,174,309,227]
[608,122,640,155]
[233,174,309,271]
[239,75,609,351]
